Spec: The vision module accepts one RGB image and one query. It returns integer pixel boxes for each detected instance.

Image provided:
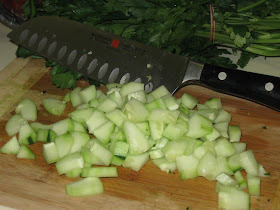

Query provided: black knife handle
[200,64,280,111]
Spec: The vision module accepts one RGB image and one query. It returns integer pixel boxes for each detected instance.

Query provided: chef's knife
[7,16,280,111]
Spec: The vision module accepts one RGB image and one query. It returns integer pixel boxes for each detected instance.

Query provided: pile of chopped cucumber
[0,82,270,209]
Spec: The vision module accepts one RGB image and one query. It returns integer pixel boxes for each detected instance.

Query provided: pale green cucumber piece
[36,128,49,143]
[65,177,104,197]
[93,121,115,144]
[42,142,59,164]
[204,98,222,110]
[232,142,246,154]
[122,152,149,171]
[81,167,118,177]
[234,171,247,190]
[127,90,147,103]
[180,93,199,110]
[216,156,233,176]
[186,113,213,138]
[239,150,259,176]
[56,152,84,175]
[146,93,155,103]
[5,114,27,136]
[151,137,169,150]
[69,108,94,124]
[179,104,190,116]
[107,90,124,109]
[162,138,188,162]
[214,109,232,123]
[55,133,74,158]
[148,109,180,124]
[88,139,113,166]
[79,85,97,104]
[83,162,92,168]
[149,148,164,159]
[30,122,52,132]
[229,125,241,142]
[96,90,108,103]
[215,138,236,157]
[43,98,66,116]
[119,82,144,98]
[15,98,37,121]
[247,174,260,196]
[149,121,164,140]
[150,85,170,99]
[110,130,126,142]
[65,168,82,178]
[106,83,123,90]
[176,154,199,180]
[156,98,168,109]
[152,157,176,173]
[214,122,229,138]
[258,164,270,177]
[97,98,117,113]
[72,120,87,133]
[81,146,104,165]
[52,118,74,135]
[193,140,216,159]
[135,122,150,136]
[218,186,250,210]
[196,108,219,121]
[123,98,149,122]
[63,92,71,102]
[216,173,237,187]
[216,182,228,193]
[197,151,218,181]
[17,145,35,159]
[162,94,179,111]
[77,103,90,110]
[70,87,83,107]
[86,110,108,134]
[105,109,127,127]
[228,153,242,172]
[89,98,100,108]
[111,155,125,166]
[112,141,129,157]
[69,131,90,153]
[145,100,160,111]
[123,121,149,154]
[162,122,187,141]
[0,136,20,154]
[197,104,210,110]
[184,137,204,156]
[18,124,37,145]
[201,127,220,141]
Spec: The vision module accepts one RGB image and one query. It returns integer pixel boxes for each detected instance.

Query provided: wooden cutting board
[0,58,279,210]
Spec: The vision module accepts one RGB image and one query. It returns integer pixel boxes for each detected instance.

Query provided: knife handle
[200,64,280,111]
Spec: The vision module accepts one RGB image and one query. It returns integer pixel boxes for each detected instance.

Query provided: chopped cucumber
[69,108,94,124]
[55,133,74,158]
[43,98,66,116]
[70,87,83,107]
[229,125,241,142]
[5,114,27,136]
[17,145,35,159]
[152,157,176,173]
[15,98,37,121]
[52,118,74,135]
[234,171,247,190]
[56,152,84,175]
[247,174,261,196]
[122,152,149,171]
[18,124,37,145]
[42,142,59,164]
[81,167,118,177]
[79,85,97,104]
[240,150,259,176]
[0,136,20,154]
[65,177,104,197]
[176,154,199,180]
[186,113,213,138]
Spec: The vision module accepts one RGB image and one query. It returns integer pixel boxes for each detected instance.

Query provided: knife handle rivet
[218,72,227,81]
[265,82,274,91]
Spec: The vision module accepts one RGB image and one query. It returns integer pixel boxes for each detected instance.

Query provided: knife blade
[7,16,280,111]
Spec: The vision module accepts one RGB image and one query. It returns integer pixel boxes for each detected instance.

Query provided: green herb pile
[18,0,280,89]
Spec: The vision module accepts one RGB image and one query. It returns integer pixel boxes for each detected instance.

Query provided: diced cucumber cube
[30,122,52,132]
[149,121,165,140]
[17,145,35,159]
[152,157,176,173]
[204,98,222,110]
[150,85,170,99]
[43,98,66,116]
[0,136,20,154]
[81,167,118,178]
[239,150,259,176]
[176,154,199,180]
[63,92,71,103]
[214,109,232,123]
[120,82,144,98]
[97,98,118,113]
[186,113,213,138]
[127,90,147,103]
[123,98,149,122]
[69,131,90,153]
[228,153,242,172]
[65,177,104,197]
[18,124,37,145]
[69,108,94,124]
[214,122,229,138]
[112,141,129,157]
[65,168,82,178]
[229,125,241,142]
[162,94,179,110]
[70,87,83,107]
[86,110,108,134]
[148,109,180,124]
[105,109,127,127]
[79,85,97,104]
[247,174,260,196]
[111,155,125,166]
[162,122,187,141]
[42,142,59,164]
[216,173,237,187]
[197,151,218,181]
[216,156,233,176]
[149,148,164,159]
[181,93,199,109]
[232,142,246,154]
[5,114,27,136]
[215,138,236,157]
[93,121,115,144]
[258,164,270,177]
[52,118,74,135]
[15,98,37,121]
[56,152,84,175]
[122,152,149,171]
[234,171,247,190]
[162,138,188,162]
[55,133,74,158]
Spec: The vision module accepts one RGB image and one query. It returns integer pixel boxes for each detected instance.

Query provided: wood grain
[0,58,279,210]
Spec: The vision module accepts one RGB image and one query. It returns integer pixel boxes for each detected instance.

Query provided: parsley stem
[237,0,267,13]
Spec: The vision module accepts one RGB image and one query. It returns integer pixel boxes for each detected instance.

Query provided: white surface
[0,23,17,71]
